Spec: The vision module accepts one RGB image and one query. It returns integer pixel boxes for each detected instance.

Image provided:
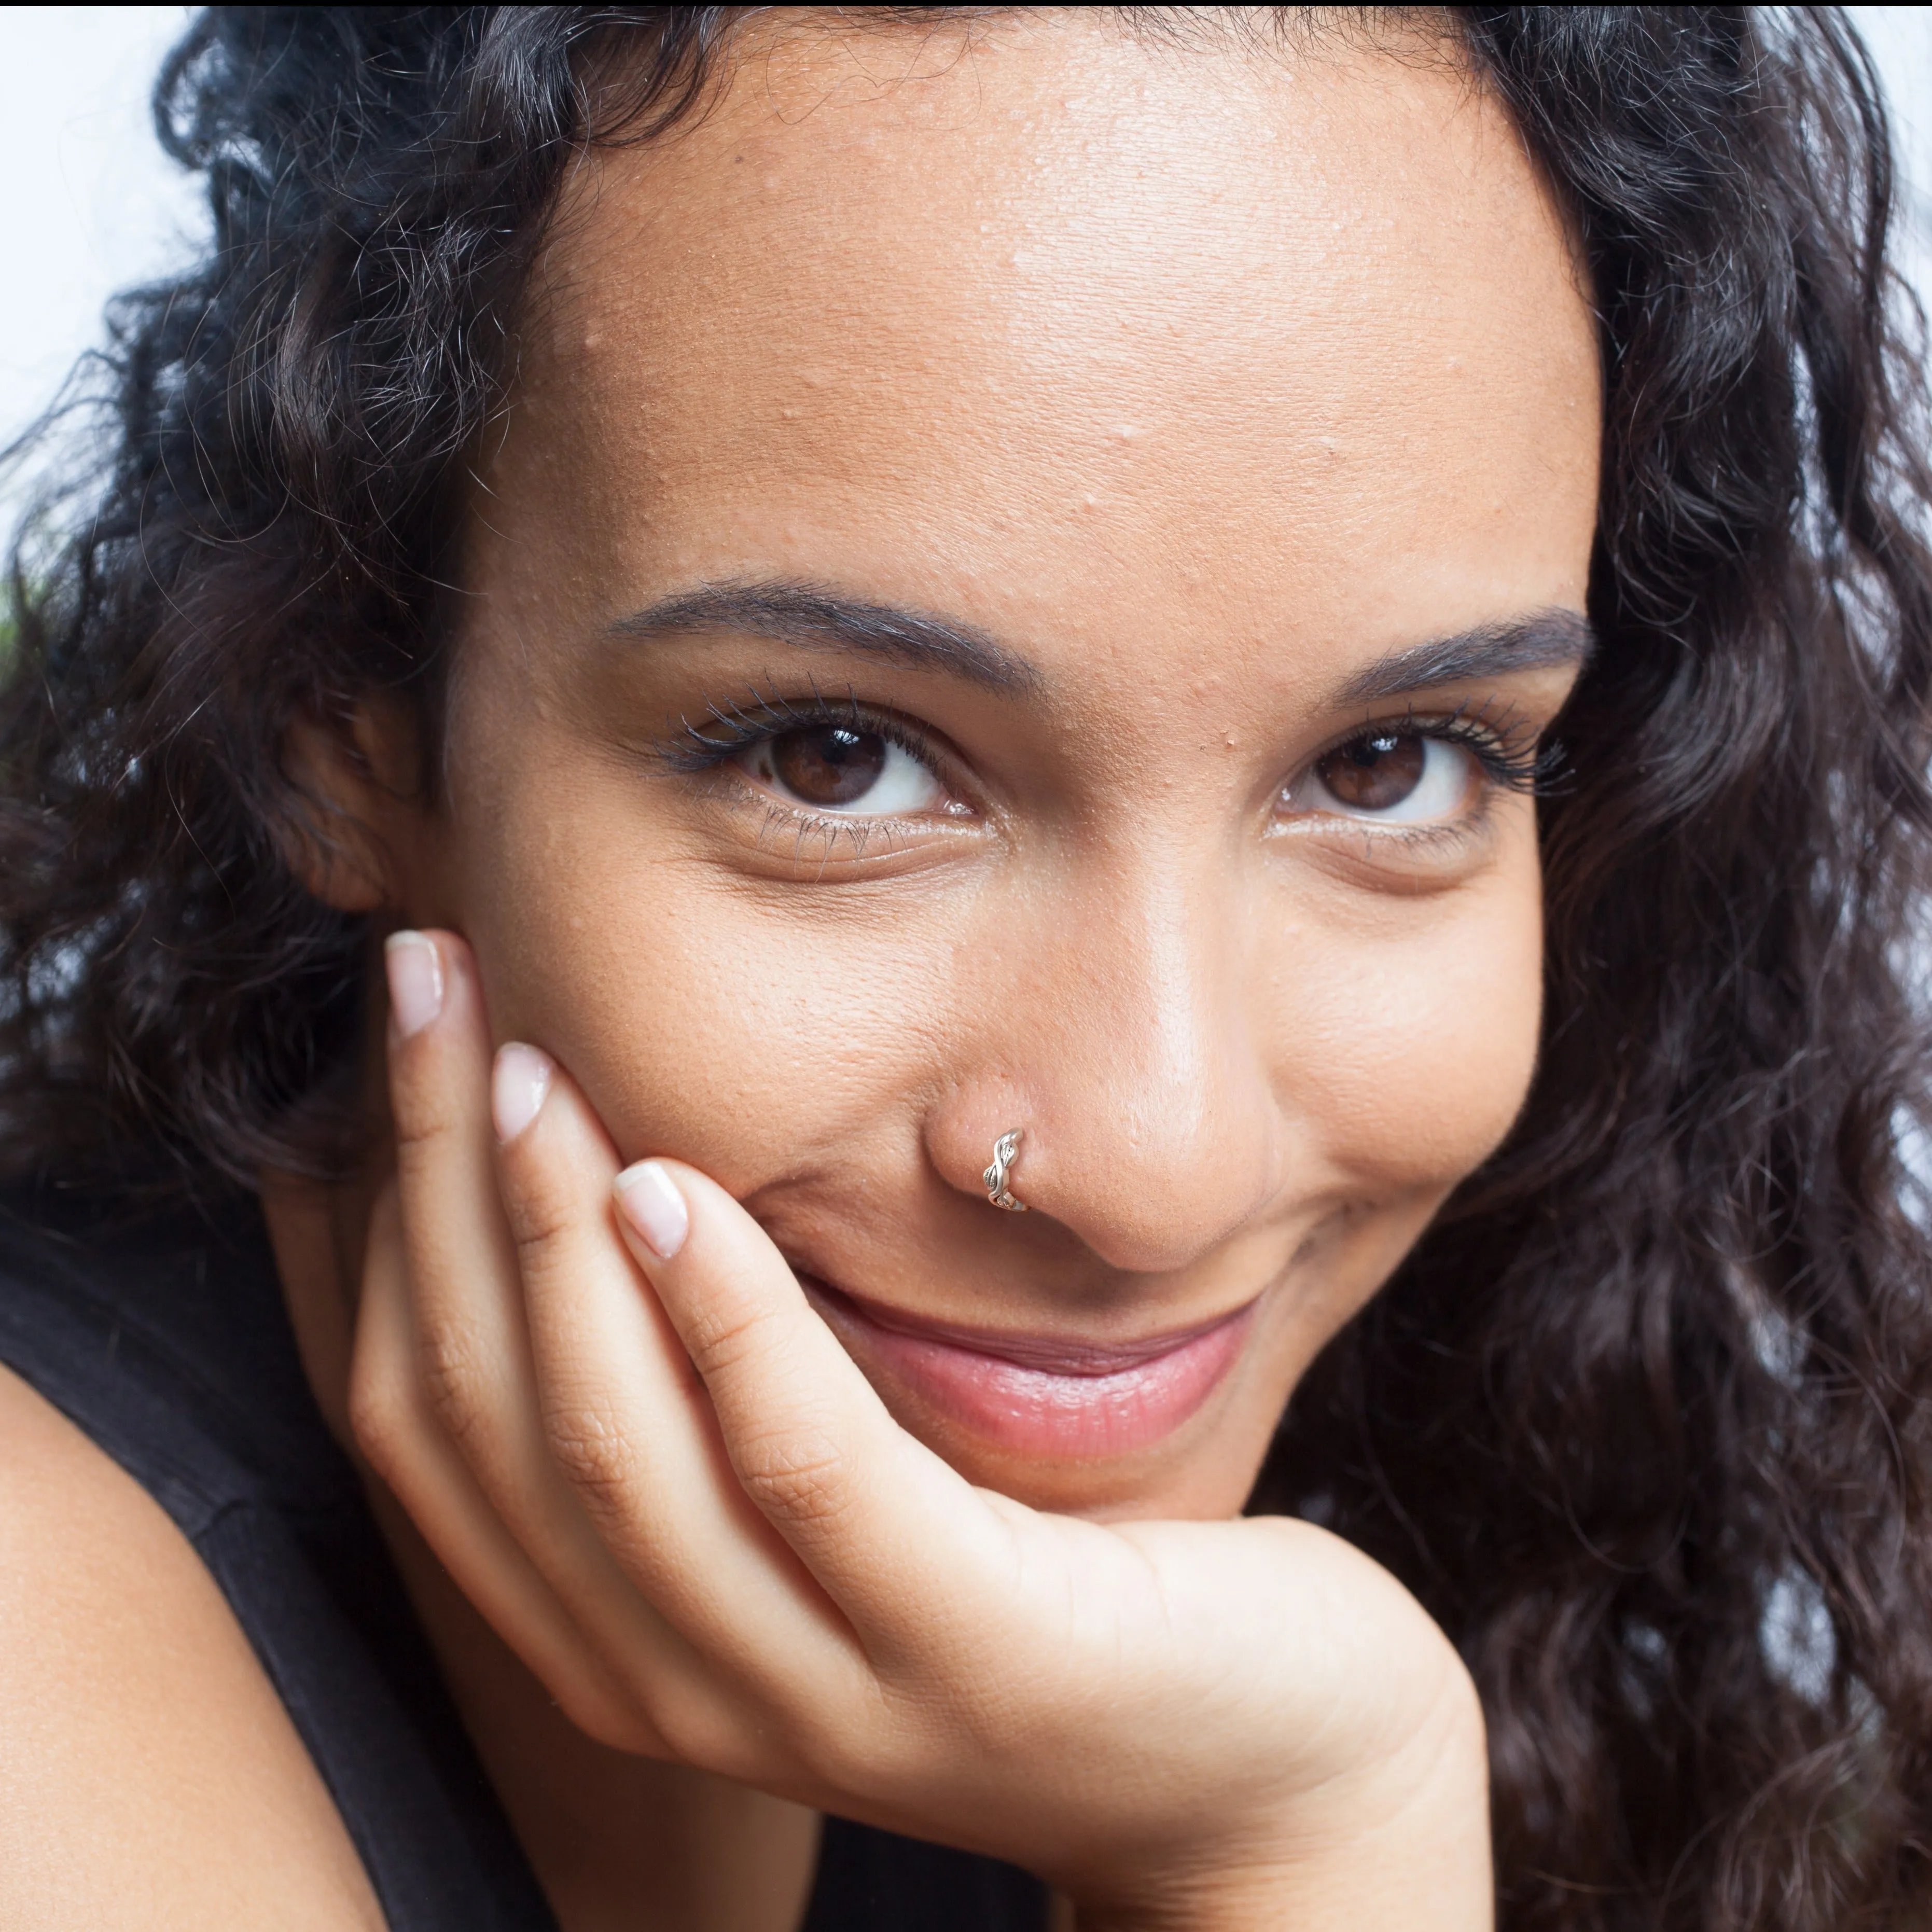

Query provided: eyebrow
[614,580,1594,705]
[1335,609,1597,704]
[612,581,1040,694]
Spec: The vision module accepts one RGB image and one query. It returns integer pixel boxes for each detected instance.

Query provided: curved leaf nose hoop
[983,1129,1028,1213]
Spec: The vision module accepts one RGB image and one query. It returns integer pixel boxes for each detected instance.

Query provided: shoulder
[0,1357,383,1930]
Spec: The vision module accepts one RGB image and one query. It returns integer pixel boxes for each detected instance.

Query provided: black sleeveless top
[0,1183,1047,1931]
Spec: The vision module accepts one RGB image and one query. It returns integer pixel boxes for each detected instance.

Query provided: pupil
[1318,731,1426,811]
[771,726,887,806]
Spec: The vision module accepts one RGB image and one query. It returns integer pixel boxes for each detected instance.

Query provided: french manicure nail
[614,1160,690,1261]
[385,930,444,1039]
[492,1044,553,1143]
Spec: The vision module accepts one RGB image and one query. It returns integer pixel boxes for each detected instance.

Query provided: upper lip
[801,1276,1257,1378]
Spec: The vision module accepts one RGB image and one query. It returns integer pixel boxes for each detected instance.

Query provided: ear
[279,693,429,914]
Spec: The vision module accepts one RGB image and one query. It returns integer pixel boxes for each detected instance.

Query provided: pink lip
[804,1281,1256,1460]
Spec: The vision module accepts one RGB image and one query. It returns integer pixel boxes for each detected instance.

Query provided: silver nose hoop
[983,1129,1028,1212]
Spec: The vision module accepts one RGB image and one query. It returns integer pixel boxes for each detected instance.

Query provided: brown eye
[770,726,886,806]
[1315,731,1427,811]
[739,721,943,816]
[1286,729,1477,826]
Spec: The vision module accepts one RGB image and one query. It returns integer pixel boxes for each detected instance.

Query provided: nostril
[1031,1139,1281,1277]
[922,1086,1041,1212]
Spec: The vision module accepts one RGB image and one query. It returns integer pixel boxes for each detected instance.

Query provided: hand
[352,931,1492,1929]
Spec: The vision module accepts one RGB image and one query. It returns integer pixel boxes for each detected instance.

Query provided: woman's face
[392,16,1600,1520]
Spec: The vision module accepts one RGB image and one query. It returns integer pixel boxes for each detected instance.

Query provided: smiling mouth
[800,1278,1257,1460]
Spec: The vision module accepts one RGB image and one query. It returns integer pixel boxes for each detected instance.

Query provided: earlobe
[279,696,426,914]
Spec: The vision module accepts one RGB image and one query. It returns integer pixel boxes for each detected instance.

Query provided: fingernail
[614,1160,690,1261]
[385,931,444,1039]
[492,1044,553,1143]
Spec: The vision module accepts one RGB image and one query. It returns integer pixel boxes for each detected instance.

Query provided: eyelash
[1312,702,1551,799]
[659,687,938,784]
[658,688,1555,815]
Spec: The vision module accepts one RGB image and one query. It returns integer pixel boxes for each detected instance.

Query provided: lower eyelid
[1275,812,1497,872]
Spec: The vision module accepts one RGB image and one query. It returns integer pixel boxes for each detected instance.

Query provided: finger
[382,931,733,1758]
[349,1182,665,1754]
[494,1047,878,1734]
[608,1157,1025,1648]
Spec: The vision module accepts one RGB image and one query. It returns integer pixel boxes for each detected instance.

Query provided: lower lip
[807,1285,1256,1460]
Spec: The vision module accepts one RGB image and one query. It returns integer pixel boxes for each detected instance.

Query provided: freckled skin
[390,14,1599,1521]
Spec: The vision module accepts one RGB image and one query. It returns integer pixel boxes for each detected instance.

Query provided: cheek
[1264,863,1545,1202]
[444,732,958,1179]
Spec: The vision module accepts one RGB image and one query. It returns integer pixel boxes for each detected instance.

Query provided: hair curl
[5,7,1932,1927]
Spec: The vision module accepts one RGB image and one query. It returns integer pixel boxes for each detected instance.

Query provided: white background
[0,6,1928,481]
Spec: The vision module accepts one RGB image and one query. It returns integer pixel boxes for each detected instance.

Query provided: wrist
[1069,1673,1493,1932]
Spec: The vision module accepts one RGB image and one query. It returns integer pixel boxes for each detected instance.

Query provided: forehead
[493,13,1599,669]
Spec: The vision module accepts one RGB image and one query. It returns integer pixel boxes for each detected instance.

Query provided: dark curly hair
[5,7,1931,1928]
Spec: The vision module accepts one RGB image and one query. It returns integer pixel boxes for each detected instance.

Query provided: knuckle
[347,1340,418,1482]
[389,1079,464,1164]
[543,1667,667,1758]
[571,1695,668,1759]
[500,1159,582,1271]
[541,1395,643,1519]
[731,1425,855,1528]
[679,1298,780,1385]
[414,1316,495,1458]
[643,1679,745,1772]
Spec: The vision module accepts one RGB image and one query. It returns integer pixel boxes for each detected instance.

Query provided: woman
[3,5,1930,1927]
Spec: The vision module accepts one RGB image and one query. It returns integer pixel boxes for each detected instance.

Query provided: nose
[927,860,1282,1274]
